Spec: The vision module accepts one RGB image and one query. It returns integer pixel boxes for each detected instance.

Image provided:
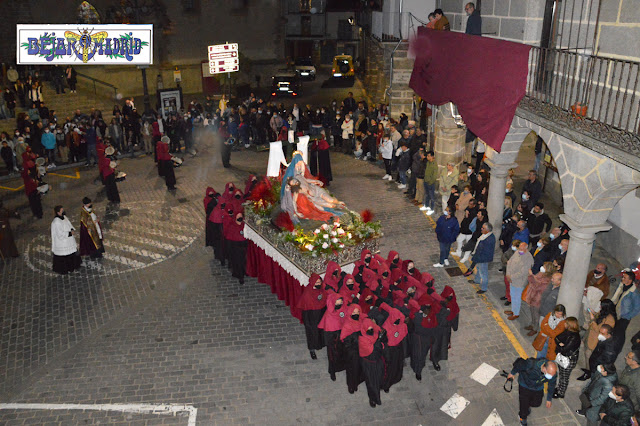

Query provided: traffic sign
[208,43,239,74]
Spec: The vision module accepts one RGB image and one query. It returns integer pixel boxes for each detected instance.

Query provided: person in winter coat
[618,350,640,410]
[533,304,566,360]
[598,384,634,426]
[433,207,460,267]
[341,114,354,152]
[611,270,640,356]
[576,363,617,421]
[524,262,555,336]
[420,150,438,213]
[504,241,534,320]
[41,127,56,167]
[471,222,496,294]
[506,357,557,425]
[579,324,617,381]
[396,144,411,189]
[553,317,581,399]
[455,185,473,224]
[380,134,393,180]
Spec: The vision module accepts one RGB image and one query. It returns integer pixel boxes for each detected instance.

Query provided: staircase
[0,77,121,132]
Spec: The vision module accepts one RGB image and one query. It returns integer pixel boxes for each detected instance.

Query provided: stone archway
[483,115,640,316]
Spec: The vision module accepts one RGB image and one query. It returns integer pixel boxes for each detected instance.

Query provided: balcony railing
[370,12,426,43]
[520,46,640,160]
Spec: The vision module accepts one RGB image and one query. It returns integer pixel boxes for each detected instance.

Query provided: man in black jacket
[406,148,425,199]
[522,170,543,205]
[578,324,617,381]
[527,202,552,246]
[464,3,482,36]
[507,358,557,425]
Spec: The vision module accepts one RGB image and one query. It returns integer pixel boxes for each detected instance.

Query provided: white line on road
[103,241,164,261]
[108,230,179,252]
[0,403,197,425]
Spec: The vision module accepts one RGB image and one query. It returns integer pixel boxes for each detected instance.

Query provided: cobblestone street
[0,140,580,425]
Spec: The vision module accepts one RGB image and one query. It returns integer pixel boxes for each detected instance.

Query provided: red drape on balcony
[409,27,531,152]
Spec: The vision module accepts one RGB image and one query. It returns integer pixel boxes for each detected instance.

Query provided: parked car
[294,57,316,81]
[271,70,301,97]
[332,54,354,79]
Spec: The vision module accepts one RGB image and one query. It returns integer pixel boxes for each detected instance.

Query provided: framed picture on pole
[157,88,183,120]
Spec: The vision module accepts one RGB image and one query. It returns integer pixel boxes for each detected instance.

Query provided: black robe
[410,313,437,375]
[212,222,224,264]
[160,160,176,189]
[104,173,120,203]
[432,308,450,363]
[360,339,384,406]
[383,337,405,391]
[309,148,332,183]
[226,239,247,283]
[205,199,217,248]
[324,330,346,375]
[302,308,325,351]
[342,331,364,393]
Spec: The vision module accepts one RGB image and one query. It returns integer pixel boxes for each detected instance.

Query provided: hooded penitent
[324,261,342,292]
[318,293,347,332]
[297,273,326,311]
[359,318,381,357]
[340,304,365,341]
[383,307,408,347]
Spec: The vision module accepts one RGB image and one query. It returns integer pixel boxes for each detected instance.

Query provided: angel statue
[281,151,345,223]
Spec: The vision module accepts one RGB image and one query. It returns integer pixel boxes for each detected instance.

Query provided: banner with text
[16,24,153,65]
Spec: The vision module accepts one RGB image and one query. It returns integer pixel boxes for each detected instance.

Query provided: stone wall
[434,105,465,172]
[596,0,640,61]
[441,0,544,44]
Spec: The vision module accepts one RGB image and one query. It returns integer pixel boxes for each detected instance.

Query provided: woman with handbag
[553,316,581,399]
[533,304,566,359]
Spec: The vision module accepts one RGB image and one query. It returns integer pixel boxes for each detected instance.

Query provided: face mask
[236,217,244,223]
[597,365,603,374]
[366,328,374,336]
[511,246,517,251]
[392,258,399,264]
[518,251,525,255]
[540,266,546,274]
[364,257,371,264]
[608,391,617,400]
[351,314,360,320]
[408,267,415,274]
[598,334,607,341]
[467,169,472,175]
[365,297,373,304]
[522,194,528,200]
[335,303,343,310]
[559,244,564,251]
[544,373,554,380]
[537,242,542,248]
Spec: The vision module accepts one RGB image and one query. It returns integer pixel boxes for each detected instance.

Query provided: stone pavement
[0,140,583,424]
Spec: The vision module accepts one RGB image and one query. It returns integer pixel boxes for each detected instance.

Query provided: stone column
[484,160,516,239]
[556,214,612,317]
[434,104,465,172]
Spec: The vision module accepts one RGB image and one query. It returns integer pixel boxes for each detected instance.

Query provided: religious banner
[16,24,153,65]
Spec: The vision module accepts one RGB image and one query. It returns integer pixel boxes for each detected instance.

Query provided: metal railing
[525,46,640,135]
[76,71,119,100]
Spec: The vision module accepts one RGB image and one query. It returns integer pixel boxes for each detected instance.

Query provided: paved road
[0,80,582,425]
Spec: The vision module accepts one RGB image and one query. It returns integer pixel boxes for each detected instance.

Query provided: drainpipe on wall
[384,0,403,102]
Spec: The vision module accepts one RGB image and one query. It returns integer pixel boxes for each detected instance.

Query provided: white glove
[395,148,402,156]
[407,169,411,175]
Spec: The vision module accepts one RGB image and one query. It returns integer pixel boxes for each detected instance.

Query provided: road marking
[48,168,81,179]
[108,230,179,252]
[470,362,499,386]
[481,408,504,426]
[115,222,193,243]
[440,393,470,419]
[422,211,530,358]
[0,183,24,191]
[103,252,148,268]
[103,240,163,261]
[0,403,197,426]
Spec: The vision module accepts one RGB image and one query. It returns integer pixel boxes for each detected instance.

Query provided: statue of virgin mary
[280,152,345,223]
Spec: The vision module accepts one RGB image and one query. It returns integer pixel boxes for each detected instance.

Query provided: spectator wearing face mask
[530,237,552,275]
[578,323,616,381]
[504,241,534,320]
[611,270,640,357]
[41,126,56,168]
[576,363,617,421]
[527,202,552,247]
[597,384,634,425]
[585,264,610,300]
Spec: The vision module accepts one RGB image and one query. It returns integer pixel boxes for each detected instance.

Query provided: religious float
[244,150,382,320]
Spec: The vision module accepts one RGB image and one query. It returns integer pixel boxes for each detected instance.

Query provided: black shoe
[476,290,486,294]
[383,388,389,393]
[310,350,317,360]
[575,410,585,417]
[433,362,441,371]
[330,373,336,381]
[416,373,422,381]
[504,301,511,306]
[369,401,376,408]
[500,296,507,300]
[552,391,562,399]
[348,388,354,394]
[498,267,504,272]
[577,373,591,381]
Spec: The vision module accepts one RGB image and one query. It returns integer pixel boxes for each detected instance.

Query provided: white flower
[322,242,329,249]
[337,228,345,235]
[330,231,337,236]
[347,233,352,239]
[323,234,329,239]
[321,224,329,230]
[333,222,340,227]
[305,244,314,251]
[339,243,345,248]
[314,228,320,234]
[331,238,338,243]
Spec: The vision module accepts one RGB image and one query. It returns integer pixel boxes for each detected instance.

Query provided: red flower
[274,212,294,232]
[361,209,374,223]
[249,180,275,203]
